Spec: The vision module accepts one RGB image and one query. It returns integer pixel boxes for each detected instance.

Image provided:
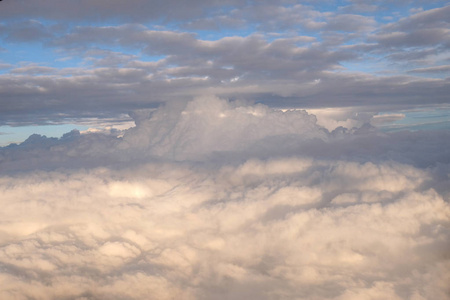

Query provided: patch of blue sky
[339,59,385,74]
[380,119,450,132]
[377,106,450,132]
[137,5,260,41]
[82,44,167,66]
[0,123,90,147]
[1,42,84,70]
[325,0,354,12]
[395,107,450,123]
[138,53,167,63]
[0,63,12,75]
[194,27,257,41]
[3,42,164,74]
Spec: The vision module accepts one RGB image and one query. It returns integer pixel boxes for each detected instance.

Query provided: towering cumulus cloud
[1,98,449,300]
[122,97,327,160]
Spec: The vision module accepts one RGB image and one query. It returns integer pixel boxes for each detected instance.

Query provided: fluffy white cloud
[121,97,327,160]
[0,158,448,299]
[0,98,449,299]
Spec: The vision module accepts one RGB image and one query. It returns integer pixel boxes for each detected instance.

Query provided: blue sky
[0,0,449,145]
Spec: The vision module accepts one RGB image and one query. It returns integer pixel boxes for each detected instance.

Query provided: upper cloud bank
[1,3,450,126]
[0,98,449,299]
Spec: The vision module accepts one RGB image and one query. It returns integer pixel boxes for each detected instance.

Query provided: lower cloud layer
[1,158,449,300]
[0,98,449,299]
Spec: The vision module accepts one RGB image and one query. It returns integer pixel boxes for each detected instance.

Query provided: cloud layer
[0,98,449,299]
[1,2,449,297]
[0,2,449,126]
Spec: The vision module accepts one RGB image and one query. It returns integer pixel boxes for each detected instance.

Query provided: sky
[0,1,450,300]
[0,0,449,144]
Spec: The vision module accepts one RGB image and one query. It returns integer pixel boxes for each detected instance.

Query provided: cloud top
[121,97,327,160]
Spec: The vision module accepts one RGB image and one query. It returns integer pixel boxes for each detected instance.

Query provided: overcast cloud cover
[0,0,449,127]
[0,1,450,300]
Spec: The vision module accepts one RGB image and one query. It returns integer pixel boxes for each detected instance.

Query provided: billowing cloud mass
[1,98,449,299]
[1,0,449,299]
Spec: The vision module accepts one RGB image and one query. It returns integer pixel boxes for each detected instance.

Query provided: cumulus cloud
[0,98,449,299]
[121,97,327,160]
[2,97,450,168]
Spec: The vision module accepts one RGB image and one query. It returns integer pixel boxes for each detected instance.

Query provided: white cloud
[0,158,448,299]
[0,98,449,299]
[306,107,374,131]
[121,96,327,160]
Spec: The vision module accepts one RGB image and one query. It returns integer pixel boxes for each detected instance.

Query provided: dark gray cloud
[323,14,376,32]
[367,5,450,59]
[0,63,12,70]
[373,28,449,48]
[1,60,449,126]
[385,4,450,31]
[0,0,241,22]
[10,65,57,75]
[0,2,447,126]
[0,20,55,43]
[386,48,438,61]
[408,65,450,73]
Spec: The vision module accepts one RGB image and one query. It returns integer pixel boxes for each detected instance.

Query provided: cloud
[0,0,241,22]
[324,14,376,32]
[1,1,450,295]
[121,97,328,160]
[306,107,375,131]
[10,65,57,75]
[0,156,448,299]
[0,98,449,299]
[1,20,54,43]
[2,97,450,169]
[366,5,450,63]
[0,63,12,70]
[1,27,449,127]
[408,65,450,73]
[384,5,450,32]
[1,4,449,125]
[373,28,449,48]
[370,113,405,125]
[52,26,342,75]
